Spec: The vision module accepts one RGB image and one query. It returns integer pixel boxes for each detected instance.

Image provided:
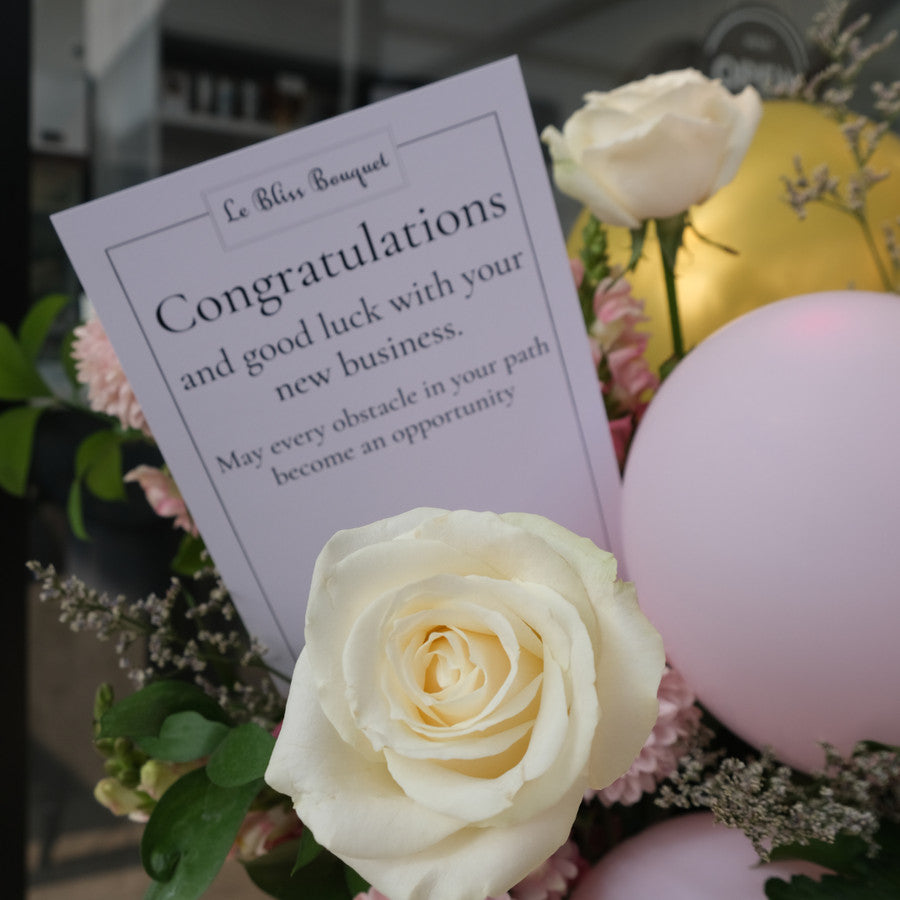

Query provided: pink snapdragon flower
[124,465,198,535]
[590,275,652,355]
[607,416,634,470]
[93,777,150,821]
[230,804,304,862]
[588,665,702,807]
[605,342,657,411]
[571,262,658,468]
[71,316,151,435]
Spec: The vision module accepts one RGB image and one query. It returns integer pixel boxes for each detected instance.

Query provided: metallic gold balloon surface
[567,101,900,372]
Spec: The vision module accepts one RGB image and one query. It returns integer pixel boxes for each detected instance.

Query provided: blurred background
[13,1,900,897]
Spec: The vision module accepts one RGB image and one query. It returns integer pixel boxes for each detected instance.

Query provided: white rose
[541,69,762,228]
[265,508,664,900]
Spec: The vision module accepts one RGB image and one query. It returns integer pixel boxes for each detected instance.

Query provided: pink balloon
[622,291,900,771]
[570,814,827,899]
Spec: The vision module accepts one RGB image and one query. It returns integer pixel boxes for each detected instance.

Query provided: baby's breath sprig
[657,739,900,861]
[778,0,899,292]
[27,560,287,727]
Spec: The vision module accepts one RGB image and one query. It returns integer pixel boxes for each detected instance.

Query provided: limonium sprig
[779,0,899,292]
[657,738,900,861]
[27,560,286,727]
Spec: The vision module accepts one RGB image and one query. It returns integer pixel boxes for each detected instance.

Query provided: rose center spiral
[406,625,511,727]
[418,627,485,695]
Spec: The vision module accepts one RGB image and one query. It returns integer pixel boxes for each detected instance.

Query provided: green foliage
[171,532,209,576]
[244,833,358,900]
[0,405,44,495]
[66,477,88,540]
[625,221,648,273]
[67,426,133,539]
[0,293,125,528]
[59,326,80,389]
[96,684,285,899]
[0,322,51,400]
[575,214,611,328]
[344,867,370,897]
[0,293,70,400]
[292,827,324,872]
[142,767,261,900]
[207,723,276,787]
[137,711,231,763]
[18,293,71,361]
[93,682,116,726]
[766,822,900,899]
[74,428,127,501]
[98,680,232,742]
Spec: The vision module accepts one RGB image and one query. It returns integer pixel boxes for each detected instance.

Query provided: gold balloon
[567,100,900,372]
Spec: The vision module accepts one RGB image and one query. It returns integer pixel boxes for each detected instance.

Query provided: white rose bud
[541,69,762,228]
[266,508,665,900]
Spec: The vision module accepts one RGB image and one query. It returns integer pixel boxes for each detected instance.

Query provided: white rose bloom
[265,508,665,900]
[541,69,762,228]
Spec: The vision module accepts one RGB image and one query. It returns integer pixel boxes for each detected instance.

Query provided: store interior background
[24,1,900,897]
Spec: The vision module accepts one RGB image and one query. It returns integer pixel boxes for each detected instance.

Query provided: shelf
[158,108,280,140]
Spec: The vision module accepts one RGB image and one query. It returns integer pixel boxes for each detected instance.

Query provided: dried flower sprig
[779,0,899,292]
[657,738,900,861]
[27,560,287,727]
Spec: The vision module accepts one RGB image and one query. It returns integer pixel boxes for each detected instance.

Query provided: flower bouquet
[11,2,900,899]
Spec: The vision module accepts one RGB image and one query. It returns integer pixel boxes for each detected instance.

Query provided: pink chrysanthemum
[71,316,151,435]
[588,665,702,807]
[124,465,198,535]
[355,888,511,900]
[510,840,585,900]
[352,842,584,900]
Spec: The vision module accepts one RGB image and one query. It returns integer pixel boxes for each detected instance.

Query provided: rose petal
[541,125,640,228]
[307,537,497,751]
[580,114,728,221]
[339,779,586,900]
[545,69,762,225]
[499,513,665,788]
[265,654,466,859]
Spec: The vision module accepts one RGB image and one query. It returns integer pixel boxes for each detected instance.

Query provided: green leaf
[0,405,43,495]
[74,429,126,501]
[766,823,900,899]
[244,837,352,900]
[18,293,71,360]
[292,827,323,872]
[98,680,232,742]
[67,479,89,540]
[60,327,80,390]
[207,723,275,787]
[765,870,900,899]
[137,711,231,762]
[171,532,208,576]
[142,767,261,900]
[624,221,648,273]
[769,833,869,875]
[659,355,680,382]
[0,323,51,399]
[344,866,369,897]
